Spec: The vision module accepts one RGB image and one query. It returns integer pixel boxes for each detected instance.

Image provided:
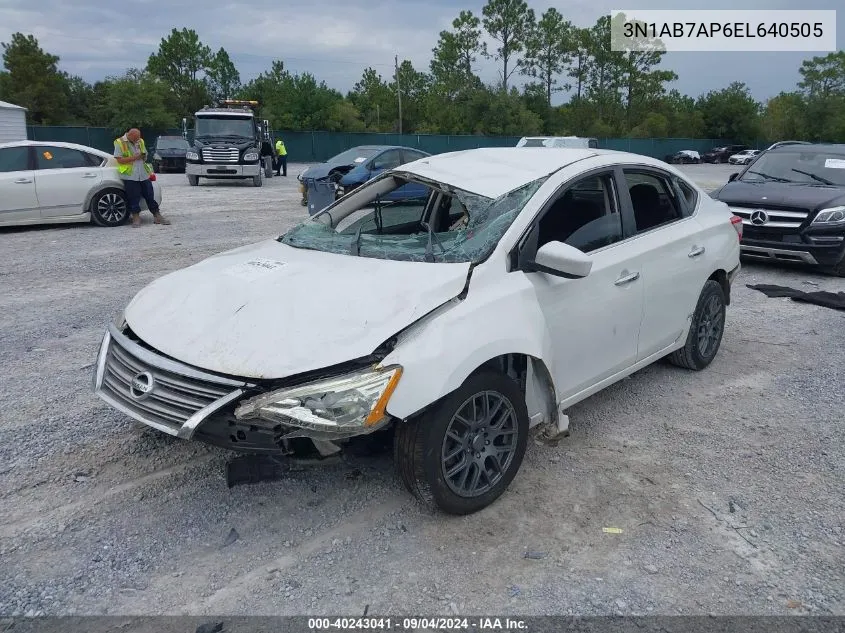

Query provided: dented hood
[123,240,470,379]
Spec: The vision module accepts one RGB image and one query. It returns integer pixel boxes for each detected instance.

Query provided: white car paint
[0,140,162,227]
[124,239,472,379]
[728,149,760,165]
[378,151,741,422]
[97,147,740,513]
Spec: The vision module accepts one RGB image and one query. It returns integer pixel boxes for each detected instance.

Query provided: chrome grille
[728,206,809,229]
[201,147,239,163]
[96,328,244,436]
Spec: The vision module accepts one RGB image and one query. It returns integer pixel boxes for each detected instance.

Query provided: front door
[0,146,39,224]
[521,170,645,400]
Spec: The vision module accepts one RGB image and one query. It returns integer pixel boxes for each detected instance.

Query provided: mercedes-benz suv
[711,143,845,276]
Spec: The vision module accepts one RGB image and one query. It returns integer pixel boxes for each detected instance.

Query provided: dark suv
[702,144,749,164]
[710,143,845,276]
[151,136,191,173]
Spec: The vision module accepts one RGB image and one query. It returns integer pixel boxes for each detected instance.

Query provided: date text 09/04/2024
[308,618,529,631]
[623,21,824,39]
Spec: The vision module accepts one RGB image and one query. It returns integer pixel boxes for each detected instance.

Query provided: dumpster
[305,179,338,216]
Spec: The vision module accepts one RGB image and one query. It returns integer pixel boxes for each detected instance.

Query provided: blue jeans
[124,179,159,214]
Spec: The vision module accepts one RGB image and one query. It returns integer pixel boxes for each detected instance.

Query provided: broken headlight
[234,366,402,436]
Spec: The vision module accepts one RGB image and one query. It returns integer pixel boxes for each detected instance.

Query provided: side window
[535,173,623,253]
[675,177,698,213]
[623,170,684,233]
[0,147,30,173]
[36,146,90,170]
[372,150,403,170]
[84,152,104,167]
[402,149,426,163]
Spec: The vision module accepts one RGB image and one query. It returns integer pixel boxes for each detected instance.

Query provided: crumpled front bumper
[93,324,249,440]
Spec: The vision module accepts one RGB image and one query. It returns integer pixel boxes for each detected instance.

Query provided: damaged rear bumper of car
[93,324,402,454]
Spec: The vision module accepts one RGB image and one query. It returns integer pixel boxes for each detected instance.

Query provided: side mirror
[525,241,592,279]
[728,173,739,182]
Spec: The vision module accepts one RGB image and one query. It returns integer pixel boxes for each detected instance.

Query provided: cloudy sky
[1,0,842,105]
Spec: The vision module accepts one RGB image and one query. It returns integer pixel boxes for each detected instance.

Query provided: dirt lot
[1,164,843,617]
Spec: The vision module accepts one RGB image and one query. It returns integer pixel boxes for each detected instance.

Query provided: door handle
[14,178,32,184]
[688,245,706,258]
[615,271,640,286]
[82,173,98,178]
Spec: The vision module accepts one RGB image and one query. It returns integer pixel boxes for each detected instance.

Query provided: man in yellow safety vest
[274,137,287,176]
[114,128,171,227]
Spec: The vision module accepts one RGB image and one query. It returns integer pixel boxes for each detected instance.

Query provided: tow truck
[183,100,275,187]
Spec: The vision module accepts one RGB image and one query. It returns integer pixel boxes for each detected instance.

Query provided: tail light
[730,214,742,241]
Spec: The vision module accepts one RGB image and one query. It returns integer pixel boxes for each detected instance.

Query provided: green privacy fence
[25,125,731,161]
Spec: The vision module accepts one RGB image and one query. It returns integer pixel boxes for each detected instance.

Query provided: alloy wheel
[97,192,127,224]
[441,391,519,498]
[697,294,724,357]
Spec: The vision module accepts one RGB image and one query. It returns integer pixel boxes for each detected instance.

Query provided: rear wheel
[668,280,726,370]
[90,190,129,227]
[394,369,529,515]
[188,175,199,186]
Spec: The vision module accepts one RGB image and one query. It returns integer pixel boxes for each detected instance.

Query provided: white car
[728,149,761,165]
[93,148,741,514]
[0,140,162,228]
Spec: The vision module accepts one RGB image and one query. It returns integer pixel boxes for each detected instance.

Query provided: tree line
[1,0,844,143]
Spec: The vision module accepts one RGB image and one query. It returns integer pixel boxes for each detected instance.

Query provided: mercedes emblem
[750,210,769,226]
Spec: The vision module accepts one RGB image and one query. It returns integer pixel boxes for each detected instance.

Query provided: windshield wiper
[421,221,446,263]
[791,168,834,185]
[745,170,792,182]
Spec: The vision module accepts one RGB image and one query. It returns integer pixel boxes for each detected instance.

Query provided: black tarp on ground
[747,284,845,311]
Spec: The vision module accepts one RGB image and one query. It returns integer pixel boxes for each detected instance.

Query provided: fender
[381,269,558,422]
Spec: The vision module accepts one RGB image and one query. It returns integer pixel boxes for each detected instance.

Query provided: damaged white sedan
[93,147,741,514]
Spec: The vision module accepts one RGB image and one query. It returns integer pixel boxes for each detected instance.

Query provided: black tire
[668,280,726,370]
[188,175,199,186]
[264,158,274,178]
[252,172,263,187]
[394,369,529,515]
[90,189,129,227]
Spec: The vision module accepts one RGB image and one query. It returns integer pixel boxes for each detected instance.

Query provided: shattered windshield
[279,175,547,263]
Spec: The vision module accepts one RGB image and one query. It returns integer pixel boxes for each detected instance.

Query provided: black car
[151,136,191,173]
[702,144,749,163]
[711,143,845,276]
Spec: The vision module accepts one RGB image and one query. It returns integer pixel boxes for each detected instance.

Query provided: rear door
[34,145,103,218]
[0,145,38,224]
[617,167,712,360]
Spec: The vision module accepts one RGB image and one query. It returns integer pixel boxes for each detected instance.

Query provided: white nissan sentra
[94,147,742,514]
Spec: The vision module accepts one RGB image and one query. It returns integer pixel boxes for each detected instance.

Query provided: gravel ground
[1,163,843,617]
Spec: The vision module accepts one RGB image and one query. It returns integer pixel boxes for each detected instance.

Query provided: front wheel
[252,171,263,187]
[668,279,726,370]
[188,175,199,186]
[394,369,529,515]
[91,189,129,227]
